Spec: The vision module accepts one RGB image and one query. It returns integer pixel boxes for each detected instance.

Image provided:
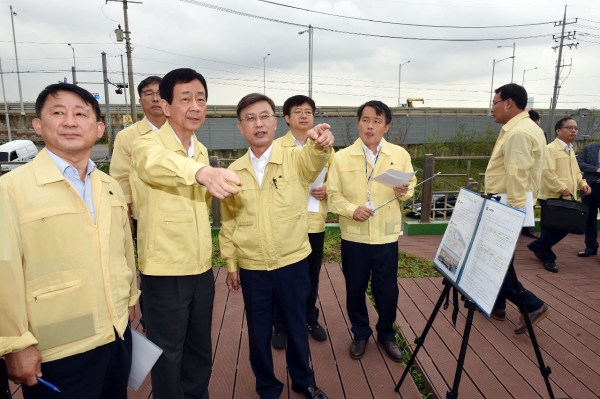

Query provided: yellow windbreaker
[219,140,332,272]
[0,149,139,362]
[485,111,546,207]
[131,121,213,276]
[109,117,157,218]
[275,131,333,233]
[327,138,417,244]
[539,138,587,200]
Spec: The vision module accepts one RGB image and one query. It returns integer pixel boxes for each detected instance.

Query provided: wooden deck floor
[9,233,599,399]
[396,233,600,399]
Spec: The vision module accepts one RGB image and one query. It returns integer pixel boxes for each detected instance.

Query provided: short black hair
[236,93,276,120]
[159,68,208,105]
[494,83,528,110]
[137,75,162,97]
[555,117,574,132]
[528,110,540,122]
[357,100,392,125]
[35,83,101,120]
[283,95,315,117]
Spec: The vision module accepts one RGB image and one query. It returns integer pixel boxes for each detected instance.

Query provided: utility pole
[9,5,24,116]
[0,54,11,141]
[546,6,578,142]
[102,52,113,156]
[107,0,141,123]
[121,54,129,116]
[68,43,77,84]
[298,25,313,98]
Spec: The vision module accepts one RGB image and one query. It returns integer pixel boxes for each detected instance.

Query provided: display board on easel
[433,188,525,316]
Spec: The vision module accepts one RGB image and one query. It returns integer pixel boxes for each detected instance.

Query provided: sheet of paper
[499,192,535,227]
[457,200,525,316]
[433,189,484,283]
[128,329,163,391]
[372,169,416,188]
[307,168,327,212]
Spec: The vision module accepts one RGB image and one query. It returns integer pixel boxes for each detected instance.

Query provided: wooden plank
[322,264,374,398]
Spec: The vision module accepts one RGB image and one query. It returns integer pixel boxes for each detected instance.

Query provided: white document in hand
[498,192,535,227]
[128,329,163,391]
[373,169,416,188]
[307,168,327,212]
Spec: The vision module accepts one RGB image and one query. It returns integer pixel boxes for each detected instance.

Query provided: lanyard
[363,148,379,200]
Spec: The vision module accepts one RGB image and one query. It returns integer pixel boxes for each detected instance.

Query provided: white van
[0,140,39,173]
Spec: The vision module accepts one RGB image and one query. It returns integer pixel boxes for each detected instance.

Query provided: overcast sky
[0,0,599,110]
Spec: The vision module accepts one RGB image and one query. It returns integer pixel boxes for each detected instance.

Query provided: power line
[179,0,554,42]
[258,0,556,29]
[0,41,113,45]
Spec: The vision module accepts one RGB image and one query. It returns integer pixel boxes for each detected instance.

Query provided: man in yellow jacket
[487,83,550,334]
[327,100,417,363]
[0,83,139,399]
[131,68,241,399]
[220,93,333,399]
[527,117,591,273]
[110,75,166,333]
[270,95,332,349]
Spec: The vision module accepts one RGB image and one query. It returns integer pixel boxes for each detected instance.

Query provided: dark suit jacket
[577,142,600,184]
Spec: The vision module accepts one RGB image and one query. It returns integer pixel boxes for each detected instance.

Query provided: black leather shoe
[543,261,558,273]
[307,322,327,342]
[271,327,286,350]
[377,339,404,363]
[527,243,544,262]
[577,247,598,257]
[349,339,367,359]
[521,227,539,239]
[291,383,328,399]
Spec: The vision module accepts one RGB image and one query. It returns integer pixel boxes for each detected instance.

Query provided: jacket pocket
[151,215,198,264]
[25,270,98,351]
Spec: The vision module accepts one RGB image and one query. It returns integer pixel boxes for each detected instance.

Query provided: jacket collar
[502,111,530,133]
[157,120,205,160]
[231,141,284,172]
[349,137,392,156]
[33,148,111,186]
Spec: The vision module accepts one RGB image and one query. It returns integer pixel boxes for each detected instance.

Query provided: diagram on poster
[433,189,525,316]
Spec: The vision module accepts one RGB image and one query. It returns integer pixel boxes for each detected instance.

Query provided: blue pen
[37,377,61,393]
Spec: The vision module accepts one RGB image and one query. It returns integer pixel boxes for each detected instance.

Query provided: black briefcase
[541,194,589,235]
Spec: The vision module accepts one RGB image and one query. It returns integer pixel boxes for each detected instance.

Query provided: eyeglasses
[561,126,579,131]
[240,113,275,124]
[141,91,160,99]
[292,109,313,116]
[491,99,506,107]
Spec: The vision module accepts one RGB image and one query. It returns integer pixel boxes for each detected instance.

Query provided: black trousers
[583,182,600,249]
[341,239,399,342]
[22,327,132,399]
[494,264,544,313]
[528,199,569,262]
[141,270,215,399]
[273,231,325,329]
[240,260,314,399]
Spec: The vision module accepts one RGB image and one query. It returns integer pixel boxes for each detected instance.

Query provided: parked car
[405,194,457,219]
[0,140,39,173]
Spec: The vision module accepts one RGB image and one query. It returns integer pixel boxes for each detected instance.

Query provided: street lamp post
[522,67,538,86]
[0,54,12,141]
[9,5,25,116]
[398,60,410,107]
[263,53,270,95]
[497,43,516,83]
[68,43,77,85]
[488,57,512,115]
[298,25,313,98]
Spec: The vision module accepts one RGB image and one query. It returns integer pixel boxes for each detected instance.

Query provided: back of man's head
[495,83,528,110]
[528,110,540,122]
[159,68,208,105]
[35,83,101,120]
[357,100,392,125]
[137,75,162,97]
